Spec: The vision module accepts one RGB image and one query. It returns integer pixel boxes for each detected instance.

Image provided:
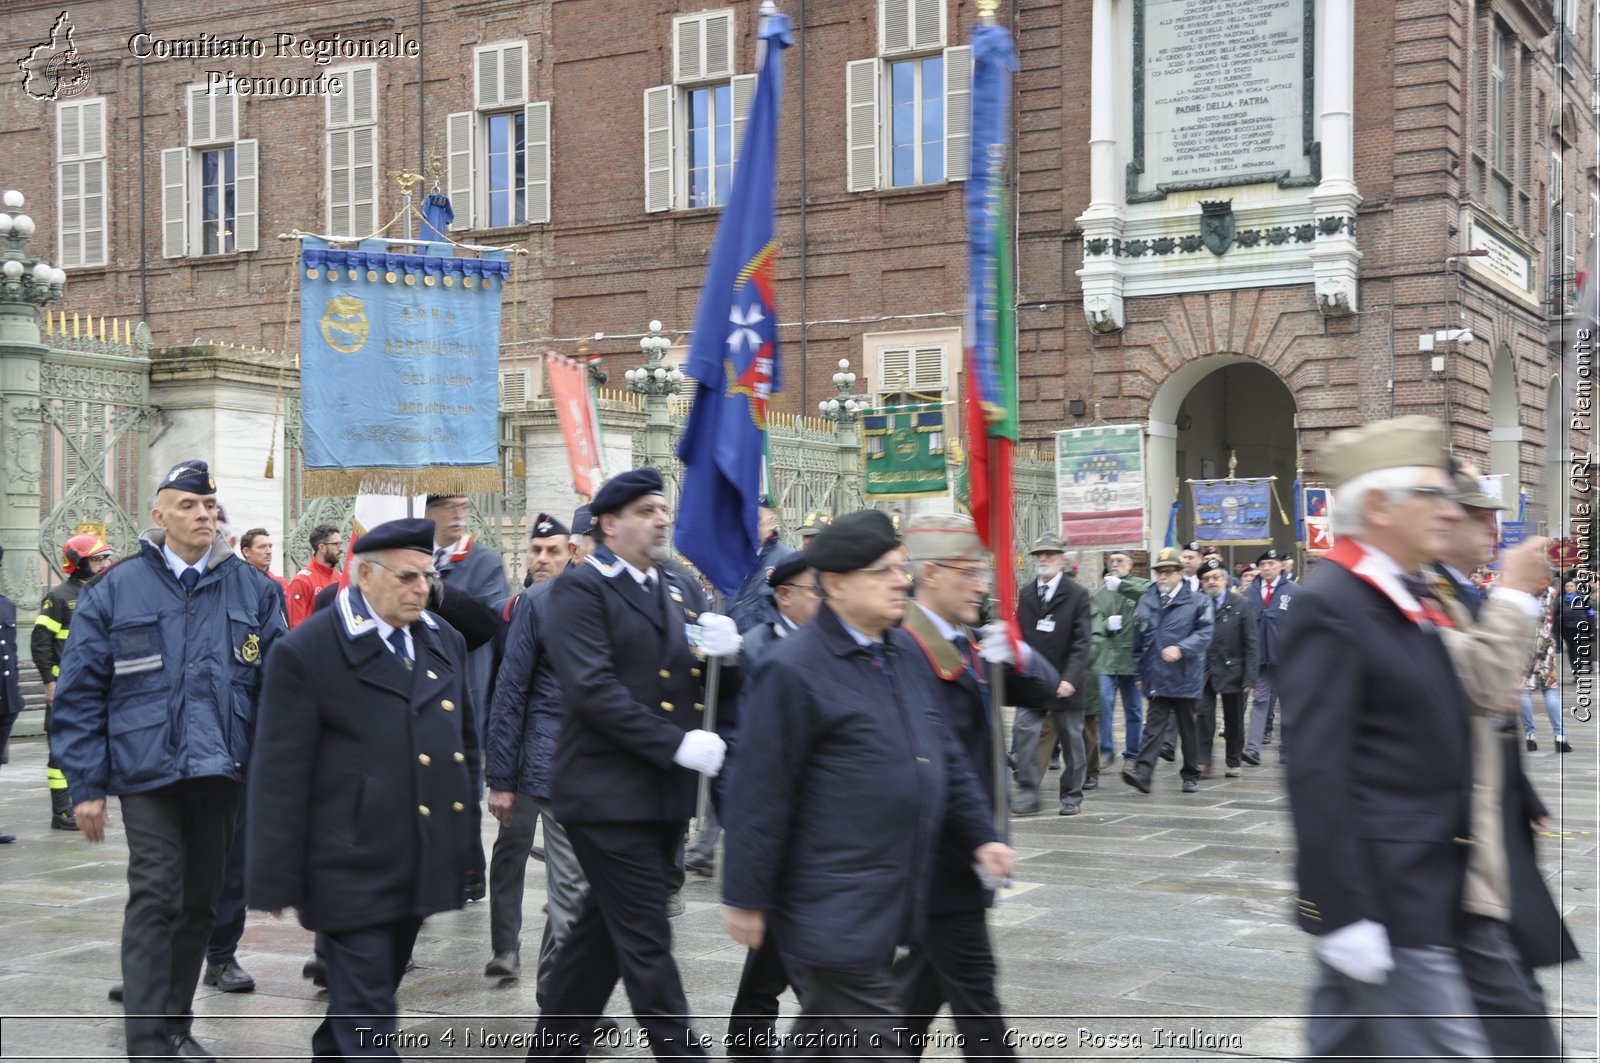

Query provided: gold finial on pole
[977,0,999,21]
[389,170,426,194]
[1228,450,1238,478]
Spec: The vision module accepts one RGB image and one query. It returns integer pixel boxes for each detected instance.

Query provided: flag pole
[694,656,722,833]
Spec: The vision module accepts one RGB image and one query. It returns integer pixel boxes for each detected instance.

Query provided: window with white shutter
[851,3,965,192]
[161,148,187,258]
[328,65,379,237]
[458,42,546,228]
[648,11,746,212]
[872,339,951,405]
[188,84,237,146]
[475,42,529,109]
[170,84,251,256]
[500,368,531,407]
[446,111,475,229]
[525,101,552,225]
[57,98,107,268]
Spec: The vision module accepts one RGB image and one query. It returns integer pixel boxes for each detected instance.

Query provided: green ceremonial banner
[863,405,950,498]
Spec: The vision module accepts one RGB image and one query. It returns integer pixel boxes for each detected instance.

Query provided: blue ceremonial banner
[1190,478,1274,545]
[1500,521,1535,550]
[675,10,792,596]
[299,236,509,496]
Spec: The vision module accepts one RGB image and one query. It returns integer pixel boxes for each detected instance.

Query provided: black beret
[355,517,436,555]
[1258,548,1284,563]
[1198,556,1228,575]
[531,512,570,539]
[1182,540,1202,553]
[768,553,812,588]
[590,467,665,517]
[570,504,594,537]
[157,459,217,496]
[806,509,898,573]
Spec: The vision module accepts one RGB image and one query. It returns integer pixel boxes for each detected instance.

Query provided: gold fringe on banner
[303,466,504,498]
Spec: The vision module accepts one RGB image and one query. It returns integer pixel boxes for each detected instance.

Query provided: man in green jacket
[1091,550,1150,762]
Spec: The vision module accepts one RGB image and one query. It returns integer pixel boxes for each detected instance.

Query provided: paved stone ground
[0,711,1595,1062]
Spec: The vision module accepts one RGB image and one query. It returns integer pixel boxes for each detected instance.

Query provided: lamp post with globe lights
[0,188,68,604]
[817,357,871,483]
[622,320,685,470]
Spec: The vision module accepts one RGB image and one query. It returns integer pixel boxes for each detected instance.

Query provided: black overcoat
[246,585,477,933]
[1204,590,1259,693]
[1015,577,1093,712]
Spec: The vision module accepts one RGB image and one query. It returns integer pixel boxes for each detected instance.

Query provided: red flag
[965,356,1019,652]
[546,351,604,498]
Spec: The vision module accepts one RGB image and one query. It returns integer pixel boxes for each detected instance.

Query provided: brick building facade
[3,0,1593,539]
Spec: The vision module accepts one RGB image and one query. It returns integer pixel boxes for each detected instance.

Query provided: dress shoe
[1120,769,1151,794]
[1224,766,1242,778]
[1526,737,1538,752]
[1082,777,1098,791]
[1181,779,1199,793]
[108,982,123,1003]
[0,832,14,844]
[485,952,521,978]
[1241,750,1261,766]
[1010,796,1041,817]
[666,892,686,918]
[686,859,715,878]
[1159,746,1175,762]
[302,955,327,988]
[591,1016,621,1046]
[465,870,487,902]
[202,959,256,993]
[529,845,546,862]
[169,1032,216,1061]
[1058,803,1082,816]
[1558,738,1572,753]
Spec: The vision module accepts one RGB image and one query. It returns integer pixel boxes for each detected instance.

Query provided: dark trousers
[206,797,248,965]
[891,908,1015,1059]
[727,932,790,1058]
[1456,914,1559,1063]
[528,820,705,1061]
[489,790,540,958]
[118,778,240,1061]
[312,918,424,1058]
[1130,697,1200,783]
[1214,691,1246,768]
[1564,633,1588,675]
[785,962,903,1058]
[1082,715,1101,782]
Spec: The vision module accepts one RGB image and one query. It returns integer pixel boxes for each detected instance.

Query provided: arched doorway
[1488,346,1520,511]
[1147,357,1299,559]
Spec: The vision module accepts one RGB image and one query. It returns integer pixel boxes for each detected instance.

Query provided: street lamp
[0,190,66,310]
[624,319,684,398]
[817,358,870,426]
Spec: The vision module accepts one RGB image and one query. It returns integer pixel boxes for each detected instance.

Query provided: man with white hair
[1279,416,1493,1058]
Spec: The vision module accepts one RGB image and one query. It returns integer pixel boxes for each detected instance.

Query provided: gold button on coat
[453,752,465,763]
[452,802,465,812]
[441,700,455,711]
[659,669,671,678]
[419,805,431,816]
[419,754,431,766]
[661,701,674,711]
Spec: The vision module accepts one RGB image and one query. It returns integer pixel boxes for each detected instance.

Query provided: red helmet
[63,534,112,577]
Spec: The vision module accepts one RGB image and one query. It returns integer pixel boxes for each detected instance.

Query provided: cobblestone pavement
[0,711,1594,1062]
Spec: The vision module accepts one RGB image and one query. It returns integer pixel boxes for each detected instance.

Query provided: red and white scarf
[1323,538,1455,630]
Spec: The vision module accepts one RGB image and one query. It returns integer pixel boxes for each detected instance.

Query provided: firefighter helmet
[62,533,112,577]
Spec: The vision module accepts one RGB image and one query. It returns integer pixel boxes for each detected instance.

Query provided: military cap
[156,459,217,496]
[806,509,898,572]
[1450,460,1504,511]
[1317,415,1450,488]
[1030,532,1068,555]
[1258,547,1284,563]
[904,512,984,563]
[589,467,665,516]
[1151,546,1184,570]
[1182,540,1202,553]
[531,512,570,539]
[355,517,436,555]
[1201,545,1222,557]
[570,504,594,537]
[798,510,831,538]
[1198,556,1228,575]
[768,553,812,589]
[425,494,467,506]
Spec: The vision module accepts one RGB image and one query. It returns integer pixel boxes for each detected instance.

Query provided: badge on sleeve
[239,633,261,664]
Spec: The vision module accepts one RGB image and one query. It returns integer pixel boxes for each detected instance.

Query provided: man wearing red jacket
[285,524,343,628]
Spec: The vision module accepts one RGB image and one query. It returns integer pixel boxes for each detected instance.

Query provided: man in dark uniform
[1243,547,1296,764]
[722,509,1012,1055]
[32,532,114,831]
[1279,416,1493,1058]
[727,500,797,634]
[0,547,24,845]
[248,518,477,1059]
[1122,547,1213,795]
[1197,556,1256,777]
[527,467,740,1062]
[52,459,286,1062]
[1010,532,1092,816]
[894,513,1056,1056]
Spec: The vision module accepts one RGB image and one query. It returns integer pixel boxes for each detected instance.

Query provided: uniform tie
[386,628,412,669]
[433,547,449,570]
[179,568,200,595]
[1262,581,1274,607]
[1160,592,1171,608]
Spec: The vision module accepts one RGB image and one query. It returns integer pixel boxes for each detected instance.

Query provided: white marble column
[1076,0,1127,333]
[1308,0,1362,315]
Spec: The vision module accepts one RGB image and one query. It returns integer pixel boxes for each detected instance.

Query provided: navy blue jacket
[436,538,509,735]
[722,605,997,971]
[247,586,476,932]
[728,536,797,634]
[1245,575,1297,666]
[0,594,22,719]
[1132,582,1213,699]
[51,534,287,802]
[487,577,562,799]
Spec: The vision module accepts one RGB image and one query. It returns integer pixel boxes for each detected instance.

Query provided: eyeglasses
[862,562,912,580]
[367,558,440,586]
[930,561,993,584]
[1395,485,1459,504]
[428,500,470,515]
[784,583,821,595]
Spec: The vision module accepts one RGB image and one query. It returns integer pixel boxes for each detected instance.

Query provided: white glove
[1313,919,1393,985]
[1104,575,1121,592]
[698,612,743,657]
[1106,615,1123,632]
[672,729,727,777]
[977,621,1016,665]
